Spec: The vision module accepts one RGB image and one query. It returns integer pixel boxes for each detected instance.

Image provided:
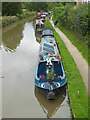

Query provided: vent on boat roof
[43,43,54,50]
[43,47,55,55]
[42,28,54,37]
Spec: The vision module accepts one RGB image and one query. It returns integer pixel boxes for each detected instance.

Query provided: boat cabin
[35,28,66,93]
[42,28,54,37]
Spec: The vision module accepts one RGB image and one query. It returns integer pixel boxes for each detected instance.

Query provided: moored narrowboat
[35,19,44,32]
[40,15,46,22]
[44,12,48,16]
[35,28,67,100]
[37,12,42,19]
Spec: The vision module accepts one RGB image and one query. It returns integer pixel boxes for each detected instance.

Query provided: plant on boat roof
[47,71,56,83]
[57,52,59,57]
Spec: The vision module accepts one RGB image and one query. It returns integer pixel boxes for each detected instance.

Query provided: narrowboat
[44,12,48,16]
[40,15,46,22]
[35,28,67,100]
[37,12,42,19]
[35,19,44,32]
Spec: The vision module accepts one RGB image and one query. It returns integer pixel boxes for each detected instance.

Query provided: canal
[1,19,72,118]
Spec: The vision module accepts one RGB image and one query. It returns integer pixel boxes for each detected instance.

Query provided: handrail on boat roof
[42,28,54,37]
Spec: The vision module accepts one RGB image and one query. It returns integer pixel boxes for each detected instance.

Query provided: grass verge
[44,19,88,118]
[52,17,89,65]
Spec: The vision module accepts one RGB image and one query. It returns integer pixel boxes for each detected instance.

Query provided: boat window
[43,45,55,55]
[43,36,53,38]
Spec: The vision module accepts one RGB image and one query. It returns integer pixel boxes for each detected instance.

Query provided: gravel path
[50,18,88,92]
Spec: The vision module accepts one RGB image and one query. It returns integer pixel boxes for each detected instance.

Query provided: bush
[16,14,26,19]
[25,2,48,11]
[2,16,18,27]
[1,12,36,27]
[53,3,88,44]
[73,4,88,41]
[2,2,22,16]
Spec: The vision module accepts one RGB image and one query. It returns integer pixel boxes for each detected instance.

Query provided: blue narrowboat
[35,28,67,100]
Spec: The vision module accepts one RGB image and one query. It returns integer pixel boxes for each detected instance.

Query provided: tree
[2,2,22,16]
[25,2,48,11]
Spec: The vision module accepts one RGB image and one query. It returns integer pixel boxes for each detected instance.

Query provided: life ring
[40,75,44,79]
[57,76,62,78]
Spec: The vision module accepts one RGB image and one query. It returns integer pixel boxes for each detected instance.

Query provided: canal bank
[1,11,36,27]
[1,18,72,118]
[44,18,88,118]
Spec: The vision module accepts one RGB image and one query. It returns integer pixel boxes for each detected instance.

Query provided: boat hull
[36,28,43,32]
[35,83,67,100]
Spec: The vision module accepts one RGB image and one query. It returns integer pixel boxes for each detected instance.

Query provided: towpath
[50,17,88,92]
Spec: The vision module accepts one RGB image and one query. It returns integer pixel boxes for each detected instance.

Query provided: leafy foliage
[53,3,88,44]
[2,2,22,16]
[2,12,36,27]
[47,72,54,80]
[25,2,48,11]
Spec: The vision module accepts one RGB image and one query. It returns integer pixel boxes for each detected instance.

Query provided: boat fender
[54,43,56,46]
[46,82,49,84]
[39,59,40,63]
[49,85,53,90]
[57,76,62,79]
[58,59,60,64]
[39,54,42,57]
[52,81,55,84]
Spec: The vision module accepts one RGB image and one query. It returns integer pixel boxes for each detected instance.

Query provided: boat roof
[40,35,58,60]
[41,14,46,17]
[42,28,54,37]
[37,12,41,14]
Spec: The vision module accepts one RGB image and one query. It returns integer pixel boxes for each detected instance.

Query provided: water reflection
[2,22,24,52]
[34,86,66,118]
[35,32,42,43]
[33,21,42,44]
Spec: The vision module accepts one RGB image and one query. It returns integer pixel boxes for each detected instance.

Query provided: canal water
[1,19,72,118]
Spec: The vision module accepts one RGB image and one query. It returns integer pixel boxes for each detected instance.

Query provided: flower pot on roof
[56,52,59,59]
[47,71,56,84]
